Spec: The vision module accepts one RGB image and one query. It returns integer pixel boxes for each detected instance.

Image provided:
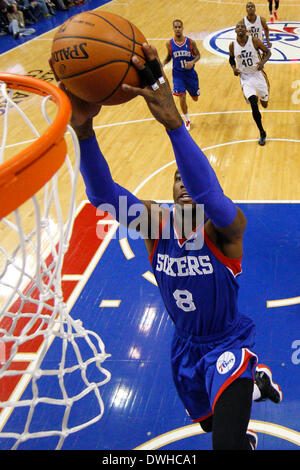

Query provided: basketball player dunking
[56,44,282,449]
[163,19,200,131]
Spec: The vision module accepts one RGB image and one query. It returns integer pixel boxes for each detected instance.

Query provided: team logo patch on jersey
[216,351,236,374]
[203,22,300,63]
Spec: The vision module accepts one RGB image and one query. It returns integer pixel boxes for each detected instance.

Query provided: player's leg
[172,73,191,131]
[171,333,213,434]
[268,0,274,22]
[178,94,191,131]
[248,95,267,145]
[212,378,255,450]
[184,71,200,131]
[212,364,282,449]
[258,74,270,109]
[260,99,268,108]
[200,362,282,436]
[256,73,270,139]
[241,78,267,144]
[274,0,279,19]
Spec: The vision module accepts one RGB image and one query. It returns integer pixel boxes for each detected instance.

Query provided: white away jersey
[244,15,264,41]
[233,36,261,75]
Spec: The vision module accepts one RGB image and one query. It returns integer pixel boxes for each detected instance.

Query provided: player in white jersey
[243,2,271,48]
[229,20,271,145]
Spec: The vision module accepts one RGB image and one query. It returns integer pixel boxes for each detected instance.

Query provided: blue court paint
[1,203,299,450]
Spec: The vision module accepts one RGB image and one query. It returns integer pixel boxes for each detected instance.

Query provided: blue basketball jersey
[170,37,196,73]
[150,206,244,339]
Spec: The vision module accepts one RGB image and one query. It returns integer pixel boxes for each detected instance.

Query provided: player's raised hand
[49,57,101,137]
[59,82,101,131]
[122,44,182,131]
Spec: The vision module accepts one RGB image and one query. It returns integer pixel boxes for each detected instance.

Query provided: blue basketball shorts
[170,315,257,423]
[172,69,200,98]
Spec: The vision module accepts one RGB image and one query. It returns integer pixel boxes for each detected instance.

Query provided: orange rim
[0,73,72,219]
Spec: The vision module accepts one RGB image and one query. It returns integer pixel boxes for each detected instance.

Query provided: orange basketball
[51,11,147,105]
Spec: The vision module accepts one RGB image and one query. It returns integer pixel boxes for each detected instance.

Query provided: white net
[0,78,111,449]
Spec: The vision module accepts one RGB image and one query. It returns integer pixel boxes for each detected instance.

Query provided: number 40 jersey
[233,35,261,75]
[149,207,246,340]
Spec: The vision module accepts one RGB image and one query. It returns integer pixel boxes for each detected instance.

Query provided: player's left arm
[253,37,271,70]
[185,39,200,70]
[260,16,271,48]
[123,44,246,259]
[204,209,246,259]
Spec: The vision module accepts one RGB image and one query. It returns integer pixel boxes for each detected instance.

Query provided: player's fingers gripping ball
[133,44,166,91]
[51,10,147,105]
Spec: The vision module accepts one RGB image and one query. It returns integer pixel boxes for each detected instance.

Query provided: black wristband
[138,63,157,88]
[148,58,163,80]
[229,56,236,67]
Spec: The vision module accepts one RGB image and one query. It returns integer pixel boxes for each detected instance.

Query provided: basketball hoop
[0,74,111,449]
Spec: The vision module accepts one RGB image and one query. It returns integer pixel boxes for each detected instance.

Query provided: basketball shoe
[258,132,266,146]
[255,364,283,404]
[270,16,274,23]
[274,10,278,20]
[185,120,191,131]
[246,430,258,450]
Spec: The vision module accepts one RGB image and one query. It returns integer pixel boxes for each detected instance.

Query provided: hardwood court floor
[0,0,300,205]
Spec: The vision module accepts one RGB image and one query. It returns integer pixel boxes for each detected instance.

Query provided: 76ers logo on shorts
[216,351,235,374]
[203,22,300,62]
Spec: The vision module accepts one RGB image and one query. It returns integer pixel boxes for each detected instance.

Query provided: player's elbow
[227,207,247,240]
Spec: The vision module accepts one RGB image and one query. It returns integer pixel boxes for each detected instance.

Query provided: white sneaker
[185,120,191,131]
[247,430,258,450]
[255,364,283,403]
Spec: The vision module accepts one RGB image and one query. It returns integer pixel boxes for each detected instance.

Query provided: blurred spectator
[33,0,54,17]
[52,0,69,11]
[3,1,36,38]
[16,0,40,24]
[0,8,9,35]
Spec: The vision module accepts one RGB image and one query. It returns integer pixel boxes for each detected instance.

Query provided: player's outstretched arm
[123,44,246,258]
[49,76,165,255]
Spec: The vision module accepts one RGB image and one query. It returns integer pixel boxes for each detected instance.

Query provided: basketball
[51,11,147,105]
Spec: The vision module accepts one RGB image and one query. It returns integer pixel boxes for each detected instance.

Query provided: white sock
[252,383,261,401]
[184,114,190,122]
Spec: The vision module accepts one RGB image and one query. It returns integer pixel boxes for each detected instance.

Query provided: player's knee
[192,96,199,102]
[260,99,268,108]
[248,95,258,107]
[199,416,213,433]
